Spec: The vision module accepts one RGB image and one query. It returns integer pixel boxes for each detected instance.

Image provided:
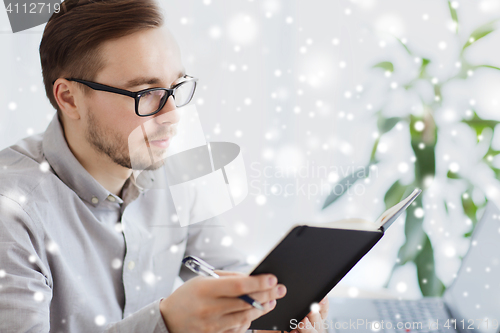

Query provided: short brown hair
[39,0,164,114]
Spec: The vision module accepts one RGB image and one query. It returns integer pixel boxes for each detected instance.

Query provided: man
[0,0,328,332]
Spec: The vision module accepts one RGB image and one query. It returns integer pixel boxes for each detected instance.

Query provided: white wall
[2,0,500,298]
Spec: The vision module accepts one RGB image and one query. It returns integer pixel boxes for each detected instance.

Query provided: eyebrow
[123,68,186,89]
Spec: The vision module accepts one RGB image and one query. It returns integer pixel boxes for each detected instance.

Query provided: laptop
[327,201,500,333]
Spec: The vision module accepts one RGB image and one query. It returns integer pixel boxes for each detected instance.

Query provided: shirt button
[127,261,135,270]
[91,196,99,204]
[107,195,116,202]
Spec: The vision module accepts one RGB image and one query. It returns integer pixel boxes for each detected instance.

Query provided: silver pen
[182,255,265,310]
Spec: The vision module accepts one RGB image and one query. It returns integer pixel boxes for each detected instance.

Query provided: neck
[62,121,132,197]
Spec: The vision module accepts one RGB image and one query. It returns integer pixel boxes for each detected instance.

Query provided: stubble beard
[85,111,174,171]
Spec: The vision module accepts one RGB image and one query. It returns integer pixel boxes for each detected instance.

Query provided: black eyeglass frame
[52,75,198,117]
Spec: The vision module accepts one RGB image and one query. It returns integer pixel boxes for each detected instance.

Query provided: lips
[148,137,171,148]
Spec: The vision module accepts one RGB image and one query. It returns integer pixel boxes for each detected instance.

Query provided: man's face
[81,26,184,170]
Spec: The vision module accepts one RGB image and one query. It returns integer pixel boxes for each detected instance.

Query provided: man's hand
[255,296,329,333]
[159,270,287,333]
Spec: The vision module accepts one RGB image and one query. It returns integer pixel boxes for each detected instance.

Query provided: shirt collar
[42,114,127,207]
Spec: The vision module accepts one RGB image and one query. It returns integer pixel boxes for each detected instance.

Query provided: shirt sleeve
[179,215,252,281]
[0,194,169,333]
[104,299,168,333]
[0,195,53,332]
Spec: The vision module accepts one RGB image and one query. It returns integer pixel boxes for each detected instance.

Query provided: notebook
[248,188,422,331]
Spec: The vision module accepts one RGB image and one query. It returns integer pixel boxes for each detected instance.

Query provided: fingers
[306,311,323,331]
[214,270,245,277]
[246,283,287,304]
[292,307,326,333]
[220,299,277,331]
[319,297,329,321]
[206,296,260,315]
[211,283,286,315]
[203,273,278,297]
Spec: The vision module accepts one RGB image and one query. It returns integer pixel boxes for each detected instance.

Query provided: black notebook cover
[248,225,384,331]
[247,188,421,331]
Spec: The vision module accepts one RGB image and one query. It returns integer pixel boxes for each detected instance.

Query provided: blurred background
[1,0,500,298]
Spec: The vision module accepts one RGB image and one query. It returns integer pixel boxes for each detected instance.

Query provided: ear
[53,78,82,120]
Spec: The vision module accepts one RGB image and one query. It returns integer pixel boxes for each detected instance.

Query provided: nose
[154,95,180,126]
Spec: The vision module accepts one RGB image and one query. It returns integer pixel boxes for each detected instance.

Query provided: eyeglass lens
[137,80,196,115]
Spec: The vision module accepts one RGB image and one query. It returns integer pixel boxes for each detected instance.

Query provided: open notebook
[248,188,422,331]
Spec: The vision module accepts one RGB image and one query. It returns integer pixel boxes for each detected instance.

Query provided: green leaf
[475,64,500,71]
[418,58,431,79]
[384,180,408,209]
[377,117,401,134]
[411,142,436,182]
[396,38,412,55]
[447,170,460,179]
[491,167,500,179]
[463,230,473,238]
[461,110,500,139]
[397,194,426,264]
[482,146,500,165]
[461,190,478,225]
[321,165,370,210]
[448,1,459,33]
[415,235,445,296]
[373,61,394,73]
[369,138,380,164]
[459,192,487,238]
[409,115,437,183]
[462,20,498,51]
[434,85,442,101]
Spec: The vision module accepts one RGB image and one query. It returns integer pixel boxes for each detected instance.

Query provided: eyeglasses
[52,75,198,116]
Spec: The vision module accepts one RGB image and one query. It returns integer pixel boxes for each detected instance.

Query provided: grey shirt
[0,115,250,333]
